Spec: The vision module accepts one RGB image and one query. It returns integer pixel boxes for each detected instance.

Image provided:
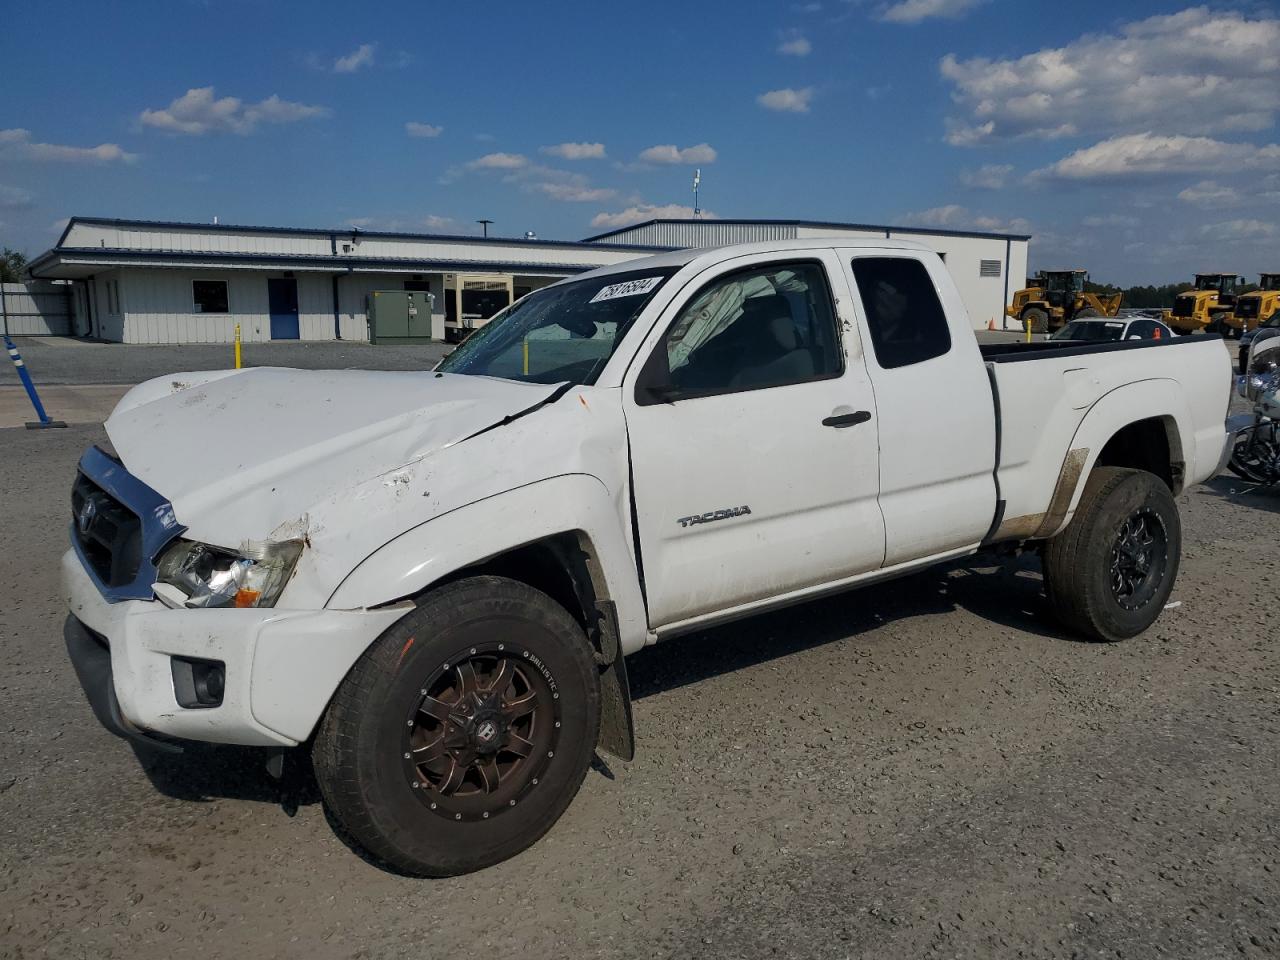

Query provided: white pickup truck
[63,239,1231,876]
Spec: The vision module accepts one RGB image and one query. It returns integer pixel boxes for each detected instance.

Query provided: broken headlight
[156,539,303,609]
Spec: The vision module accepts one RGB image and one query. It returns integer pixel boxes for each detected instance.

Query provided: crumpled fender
[325,473,650,657]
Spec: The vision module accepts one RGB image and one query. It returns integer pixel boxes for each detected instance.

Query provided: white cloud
[1200,219,1277,242]
[1177,180,1242,208]
[540,141,606,160]
[1032,133,1280,183]
[1081,213,1139,228]
[902,204,1031,234]
[0,184,34,209]
[778,30,811,56]
[637,143,717,165]
[334,43,375,73]
[590,204,718,229]
[405,122,443,138]
[423,215,457,231]
[466,152,528,170]
[881,0,983,24]
[534,182,617,202]
[139,87,330,136]
[959,164,1012,189]
[941,8,1280,145]
[757,87,814,113]
[0,128,136,163]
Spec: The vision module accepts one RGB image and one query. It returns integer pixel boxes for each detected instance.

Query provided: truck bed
[980,334,1232,543]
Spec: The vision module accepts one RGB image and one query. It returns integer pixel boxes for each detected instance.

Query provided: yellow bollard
[1025,317,1032,344]
[234,323,242,369]
[522,337,529,376]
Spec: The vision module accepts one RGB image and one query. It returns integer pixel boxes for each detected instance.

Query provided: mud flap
[592,600,635,762]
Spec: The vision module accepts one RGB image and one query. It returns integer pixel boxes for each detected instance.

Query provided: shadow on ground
[1199,473,1280,513]
[128,549,1071,825]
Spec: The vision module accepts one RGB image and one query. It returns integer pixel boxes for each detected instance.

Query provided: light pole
[477,219,493,238]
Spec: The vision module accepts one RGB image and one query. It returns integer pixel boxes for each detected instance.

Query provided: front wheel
[1021,307,1049,335]
[1042,467,1181,642]
[313,576,601,876]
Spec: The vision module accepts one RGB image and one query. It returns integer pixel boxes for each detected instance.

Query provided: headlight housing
[156,538,303,609]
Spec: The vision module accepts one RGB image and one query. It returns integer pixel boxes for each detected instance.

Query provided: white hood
[105,368,562,543]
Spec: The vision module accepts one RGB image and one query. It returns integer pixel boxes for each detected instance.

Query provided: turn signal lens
[234,588,262,608]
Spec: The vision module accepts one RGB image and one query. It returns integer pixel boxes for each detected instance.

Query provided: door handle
[822,410,872,428]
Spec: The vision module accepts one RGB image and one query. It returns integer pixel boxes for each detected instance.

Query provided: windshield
[1195,275,1234,292]
[1051,320,1125,342]
[436,267,676,385]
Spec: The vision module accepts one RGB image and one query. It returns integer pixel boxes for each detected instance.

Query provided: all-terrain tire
[313,576,600,877]
[1042,467,1181,642]
[1073,307,1102,319]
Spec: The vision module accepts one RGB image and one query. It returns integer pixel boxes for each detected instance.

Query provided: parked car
[1050,316,1174,343]
[63,239,1232,876]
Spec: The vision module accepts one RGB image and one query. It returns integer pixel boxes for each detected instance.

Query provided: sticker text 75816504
[588,277,663,304]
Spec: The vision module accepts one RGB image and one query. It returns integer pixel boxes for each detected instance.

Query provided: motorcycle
[1228,338,1280,483]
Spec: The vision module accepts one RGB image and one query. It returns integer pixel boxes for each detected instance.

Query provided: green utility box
[367,291,441,344]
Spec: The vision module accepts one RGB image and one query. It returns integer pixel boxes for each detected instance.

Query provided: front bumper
[62,549,410,748]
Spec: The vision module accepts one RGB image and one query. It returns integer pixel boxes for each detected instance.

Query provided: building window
[192,279,229,314]
[851,256,951,370]
[980,259,1002,278]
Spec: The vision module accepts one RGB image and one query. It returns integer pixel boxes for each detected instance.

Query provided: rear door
[841,252,997,565]
[623,252,885,629]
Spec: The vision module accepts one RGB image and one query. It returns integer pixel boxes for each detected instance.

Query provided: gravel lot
[2,342,1277,959]
[0,337,452,387]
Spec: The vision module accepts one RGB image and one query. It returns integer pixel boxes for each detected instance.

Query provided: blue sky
[1,0,1278,284]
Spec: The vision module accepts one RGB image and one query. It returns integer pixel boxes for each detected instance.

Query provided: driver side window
[637,261,842,403]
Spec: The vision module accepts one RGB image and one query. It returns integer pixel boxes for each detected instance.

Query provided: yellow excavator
[1005,269,1123,334]
[1230,273,1280,334]
[1163,273,1243,335]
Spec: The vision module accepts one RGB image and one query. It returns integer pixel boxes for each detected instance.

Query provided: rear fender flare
[1040,379,1194,539]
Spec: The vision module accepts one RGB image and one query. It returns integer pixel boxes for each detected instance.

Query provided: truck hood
[104,368,563,542]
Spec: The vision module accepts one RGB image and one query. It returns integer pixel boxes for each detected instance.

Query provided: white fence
[2,281,73,336]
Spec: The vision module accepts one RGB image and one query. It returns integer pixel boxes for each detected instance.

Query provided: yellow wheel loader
[1162,273,1242,336]
[1230,273,1280,335]
[1004,270,1122,334]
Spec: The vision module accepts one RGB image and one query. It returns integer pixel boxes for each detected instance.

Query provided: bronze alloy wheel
[403,641,562,822]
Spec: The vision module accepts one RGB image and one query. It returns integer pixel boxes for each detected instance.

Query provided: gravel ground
[1,414,1277,959]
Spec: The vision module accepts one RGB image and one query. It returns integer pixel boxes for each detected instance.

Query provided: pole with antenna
[692,169,701,219]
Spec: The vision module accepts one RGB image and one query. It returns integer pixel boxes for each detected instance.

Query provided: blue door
[268,278,299,339]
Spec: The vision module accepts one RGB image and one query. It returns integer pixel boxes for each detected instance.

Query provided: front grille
[1236,297,1260,320]
[71,472,142,588]
[1171,297,1196,318]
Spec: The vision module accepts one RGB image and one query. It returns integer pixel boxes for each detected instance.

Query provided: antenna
[477,219,494,238]
[692,169,701,219]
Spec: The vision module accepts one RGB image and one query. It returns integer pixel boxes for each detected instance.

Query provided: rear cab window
[850,257,950,369]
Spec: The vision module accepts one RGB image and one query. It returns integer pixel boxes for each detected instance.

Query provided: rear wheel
[1042,467,1181,642]
[1073,307,1102,320]
[1021,307,1049,335]
[313,576,600,876]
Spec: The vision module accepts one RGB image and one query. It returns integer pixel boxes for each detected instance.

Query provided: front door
[624,253,885,629]
[268,278,299,339]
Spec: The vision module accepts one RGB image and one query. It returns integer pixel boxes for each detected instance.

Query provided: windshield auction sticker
[589,276,663,303]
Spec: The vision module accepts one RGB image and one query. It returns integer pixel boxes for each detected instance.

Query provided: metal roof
[53,216,672,253]
[26,247,611,280]
[582,217,1032,243]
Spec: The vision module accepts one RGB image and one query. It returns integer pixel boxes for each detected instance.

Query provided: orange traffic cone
[987,317,996,331]
[1153,327,1162,339]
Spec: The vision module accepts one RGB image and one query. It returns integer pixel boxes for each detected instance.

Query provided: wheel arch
[325,473,649,658]
[1040,379,1193,540]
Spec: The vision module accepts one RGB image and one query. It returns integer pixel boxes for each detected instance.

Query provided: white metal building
[27,218,668,344]
[583,219,1030,332]
[26,215,1029,343]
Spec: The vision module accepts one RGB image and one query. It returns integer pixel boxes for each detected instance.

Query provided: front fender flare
[325,473,650,658]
